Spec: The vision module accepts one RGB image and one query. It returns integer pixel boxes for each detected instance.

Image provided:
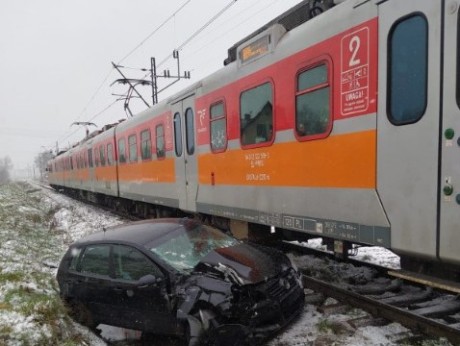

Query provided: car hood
[194,243,291,285]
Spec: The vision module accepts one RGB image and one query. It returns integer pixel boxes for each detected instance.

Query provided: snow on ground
[0,181,453,345]
[295,238,401,269]
[0,182,119,345]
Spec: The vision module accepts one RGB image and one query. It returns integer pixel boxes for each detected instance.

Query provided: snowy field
[0,181,452,345]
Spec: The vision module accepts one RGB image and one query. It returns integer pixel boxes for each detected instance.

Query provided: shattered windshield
[149,224,239,271]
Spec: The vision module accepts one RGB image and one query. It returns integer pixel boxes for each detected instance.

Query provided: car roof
[74,218,199,247]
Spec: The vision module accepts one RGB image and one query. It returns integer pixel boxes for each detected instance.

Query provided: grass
[0,181,100,345]
[0,271,25,282]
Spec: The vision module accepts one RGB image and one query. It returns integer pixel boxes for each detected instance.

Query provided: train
[48,0,460,282]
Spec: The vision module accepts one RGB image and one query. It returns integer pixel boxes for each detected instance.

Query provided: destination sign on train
[239,35,270,63]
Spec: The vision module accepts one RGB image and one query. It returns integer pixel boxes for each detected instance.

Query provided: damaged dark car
[56,218,305,345]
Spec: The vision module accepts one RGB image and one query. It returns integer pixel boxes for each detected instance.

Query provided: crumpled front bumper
[216,274,305,345]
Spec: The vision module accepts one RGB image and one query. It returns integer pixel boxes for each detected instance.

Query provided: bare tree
[0,156,13,184]
[34,151,53,181]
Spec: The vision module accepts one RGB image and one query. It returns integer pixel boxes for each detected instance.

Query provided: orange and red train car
[49,0,460,280]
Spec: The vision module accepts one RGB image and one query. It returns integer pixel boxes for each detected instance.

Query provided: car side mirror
[137,274,163,289]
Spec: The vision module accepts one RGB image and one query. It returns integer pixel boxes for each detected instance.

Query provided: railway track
[283,242,460,345]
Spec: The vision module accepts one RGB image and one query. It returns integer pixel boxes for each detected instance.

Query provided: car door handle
[113,287,124,293]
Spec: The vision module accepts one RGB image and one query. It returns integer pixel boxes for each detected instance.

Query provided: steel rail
[302,275,460,345]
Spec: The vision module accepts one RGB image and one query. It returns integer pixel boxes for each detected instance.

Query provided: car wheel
[186,309,218,346]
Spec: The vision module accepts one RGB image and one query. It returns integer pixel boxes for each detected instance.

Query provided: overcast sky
[0,0,303,174]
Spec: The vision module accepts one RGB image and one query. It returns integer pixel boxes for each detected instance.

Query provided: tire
[185,309,218,346]
[186,309,248,346]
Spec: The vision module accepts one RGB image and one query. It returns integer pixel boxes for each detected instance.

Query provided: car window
[69,247,82,271]
[79,245,111,277]
[113,245,163,281]
[150,225,239,271]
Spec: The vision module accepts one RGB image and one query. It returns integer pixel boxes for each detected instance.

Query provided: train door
[439,2,460,264]
[377,0,442,258]
[171,94,198,212]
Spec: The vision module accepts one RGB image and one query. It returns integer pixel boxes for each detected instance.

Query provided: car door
[75,244,116,324]
[109,245,176,333]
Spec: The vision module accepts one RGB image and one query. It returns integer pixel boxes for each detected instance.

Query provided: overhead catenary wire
[156,0,239,68]
[74,67,114,123]
[136,0,239,84]
[51,0,254,152]
[117,0,193,65]
[51,1,194,149]
[85,0,238,123]
[73,1,193,125]
[181,0,283,69]
[51,100,119,150]
[117,0,240,104]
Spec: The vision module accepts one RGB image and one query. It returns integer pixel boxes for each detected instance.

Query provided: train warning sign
[340,27,370,116]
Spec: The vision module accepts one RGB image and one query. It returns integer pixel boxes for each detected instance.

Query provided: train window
[240,82,273,146]
[185,108,195,155]
[210,101,227,152]
[156,124,165,159]
[99,145,106,166]
[88,149,93,168]
[388,14,428,125]
[296,64,330,138]
[94,148,99,167]
[140,129,152,161]
[174,112,183,157]
[107,143,114,166]
[118,138,126,164]
[128,135,138,163]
